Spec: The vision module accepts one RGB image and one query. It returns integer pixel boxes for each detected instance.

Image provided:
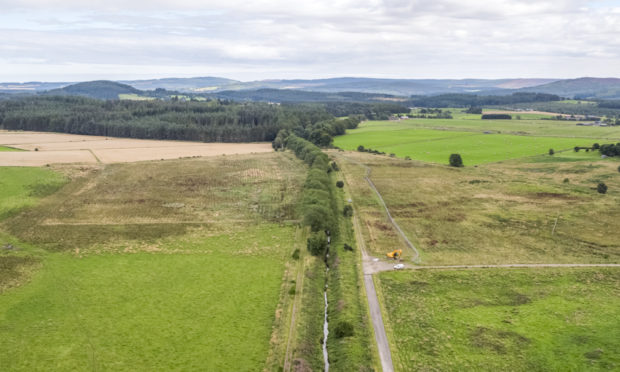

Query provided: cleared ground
[0,152,305,371]
[377,268,620,371]
[0,131,272,166]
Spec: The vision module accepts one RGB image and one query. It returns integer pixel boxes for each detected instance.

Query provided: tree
[549,149,554,155]
[343,205,353,217]
[574,146,580,152]
[593,143,600,150]
[336,180,344,188]
[597,182,607,194]
[307,232,327,255]
[357,145,365,152]
[449,153,463,167]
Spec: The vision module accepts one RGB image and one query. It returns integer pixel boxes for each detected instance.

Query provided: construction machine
[386,249,402,260]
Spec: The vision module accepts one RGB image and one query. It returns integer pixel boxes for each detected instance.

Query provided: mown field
[334,118,618,165]
[335,150,620,264]
[377,268,620,371]
[0,152,307,371]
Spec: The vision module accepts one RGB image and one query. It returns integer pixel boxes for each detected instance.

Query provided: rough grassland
[334,120,616,165]
[0,167,67,218]
[0,152,306,371]
[377,268,620,371]
[334,150,620,264]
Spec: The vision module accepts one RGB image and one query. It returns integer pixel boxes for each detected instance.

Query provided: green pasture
[118,94,155,101]
[335,119,616,165]
[0,226,291,371]
[347,118,620,139]
[0,153,306,371]
[0,167,66,218]
[378,268,620,372]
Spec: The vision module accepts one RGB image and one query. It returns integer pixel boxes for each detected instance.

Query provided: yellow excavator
[386,249,402,260]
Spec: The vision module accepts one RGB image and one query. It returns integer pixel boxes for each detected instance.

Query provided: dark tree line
[285,135,339,255]
[407,92,562,108]
[482,114,512,120]
[0,96,338,143]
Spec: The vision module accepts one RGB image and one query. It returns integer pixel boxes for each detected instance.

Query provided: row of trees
[285,135,339,255]
[407,92,562,108]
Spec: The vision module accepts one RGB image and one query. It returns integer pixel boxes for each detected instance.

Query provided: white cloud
[0,0,619,81]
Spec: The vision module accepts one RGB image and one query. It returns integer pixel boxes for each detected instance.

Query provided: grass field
[0,152,307,371]
[0,167,67,219]
[335,119,618,165]
[0,146,21,151]
[334,150,620,264]
[377,268,620,371]
[118,93,155,101]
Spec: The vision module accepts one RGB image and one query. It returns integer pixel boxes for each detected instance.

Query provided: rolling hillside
[45,81,141,100]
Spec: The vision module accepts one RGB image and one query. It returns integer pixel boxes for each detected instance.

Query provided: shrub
[292,248,300,260]
[333,321,355,338]
[343,243,354,251]
[404,156,411,160]
[330,162,339,171]
[481,114,511,120]
[288,287,296,295]
[549,149,554,155]
[343,205,353,217]
[389,153,396,158]
[593,143,600,150]
[449,153,463,167]
[336,181,344,188]
[357,145,365,152]
[307,232,327,255]
[563,178,570,183]
[617,165,620,173]
[597,182,607,194]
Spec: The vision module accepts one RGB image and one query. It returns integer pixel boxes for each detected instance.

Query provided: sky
[1,0,620,82]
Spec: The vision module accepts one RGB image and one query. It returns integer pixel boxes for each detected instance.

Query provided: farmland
[333,128,620,371]
[377,268,620,371]
[0,152,308,371]
[334,118,620,165]
[335,150,620,264]
[0,131,272,166]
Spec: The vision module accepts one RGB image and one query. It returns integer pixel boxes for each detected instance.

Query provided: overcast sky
[1,0,619,82]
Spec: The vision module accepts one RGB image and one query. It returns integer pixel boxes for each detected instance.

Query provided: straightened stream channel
[322,235,331,372]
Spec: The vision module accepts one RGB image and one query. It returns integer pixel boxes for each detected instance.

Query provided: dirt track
[0,131,272,166]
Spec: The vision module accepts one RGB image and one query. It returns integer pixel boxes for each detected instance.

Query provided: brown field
[0,131,272,166]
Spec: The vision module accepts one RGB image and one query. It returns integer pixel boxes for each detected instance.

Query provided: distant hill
[44,81,141,100]
[0,81,69,93]
[519,77,620,99]
[120,76,239,92]
[195,77,556,96]
[210,88,404,103]
[1,76,619,100]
